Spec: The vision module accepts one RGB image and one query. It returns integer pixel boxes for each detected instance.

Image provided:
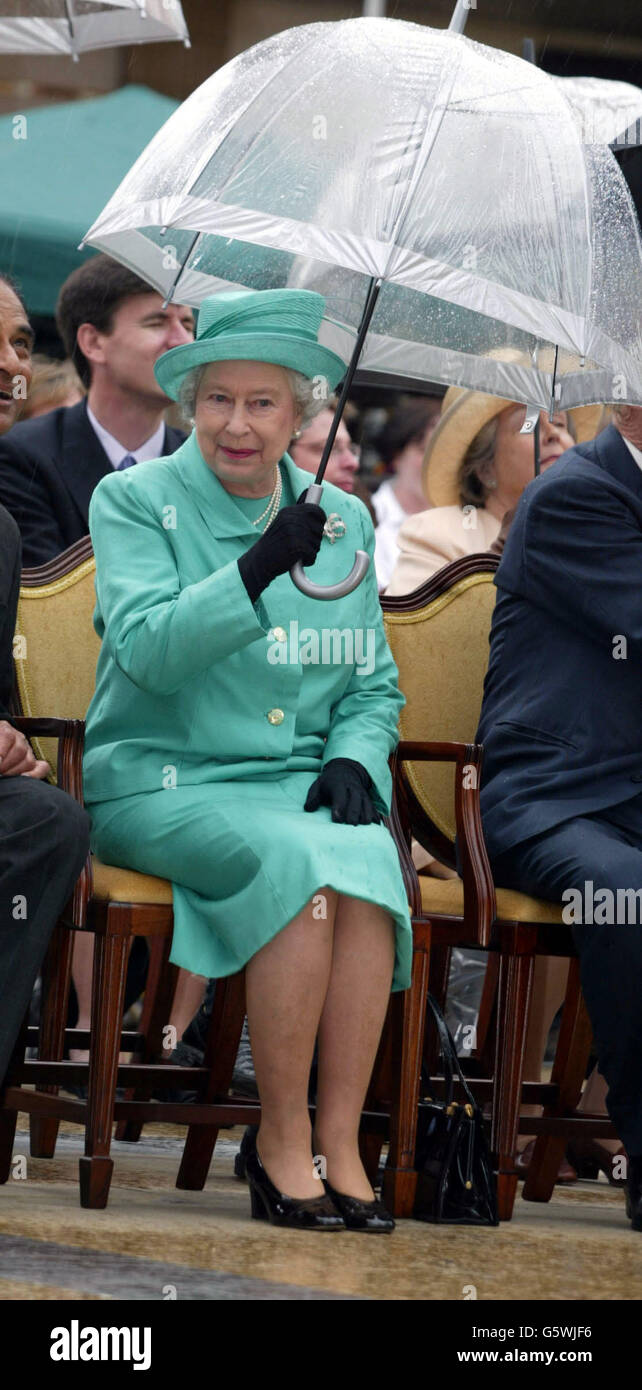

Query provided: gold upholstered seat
[91,860,174,905]
[13,546,173,905]
[419,875,563,924]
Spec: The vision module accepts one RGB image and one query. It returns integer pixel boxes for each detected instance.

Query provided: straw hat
[155,288,348,401]
[423,357,610,507]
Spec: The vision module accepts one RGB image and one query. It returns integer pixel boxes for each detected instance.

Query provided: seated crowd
[0,256,640,1234]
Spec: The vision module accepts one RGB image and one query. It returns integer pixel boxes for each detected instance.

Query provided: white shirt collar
[622,436,642,472]
[372,477,407,527]
[86,403,166,470]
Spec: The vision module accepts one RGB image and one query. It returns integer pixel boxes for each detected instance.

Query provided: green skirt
[86,769,412,991]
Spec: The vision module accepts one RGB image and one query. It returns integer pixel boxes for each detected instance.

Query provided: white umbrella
[0,0,189,58]
[83,17,642,412]
[83,17,642,597]
[554,76,642,150]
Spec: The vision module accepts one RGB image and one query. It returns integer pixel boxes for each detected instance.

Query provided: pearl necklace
[251,464,283,533]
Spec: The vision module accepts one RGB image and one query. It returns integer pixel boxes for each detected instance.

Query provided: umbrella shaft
[315,276,382,487]
[448,0,470,35]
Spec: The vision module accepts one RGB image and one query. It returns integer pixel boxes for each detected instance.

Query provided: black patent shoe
[245,1147,345,1230]
[323,1179,395,1232]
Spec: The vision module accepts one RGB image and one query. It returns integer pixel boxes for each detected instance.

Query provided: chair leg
[492,928,536,1221]
[79,921,130,1209]
[473,951,499,1065]
[0,1013,28,1182]
[29,924,74,1159]
[382,923,430,1218]
[176,970,248,1191]
[115,935,178,1144]
[523,959,591,1204]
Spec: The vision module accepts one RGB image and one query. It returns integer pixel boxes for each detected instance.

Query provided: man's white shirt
[86,404,165,470]
[623,435,642,473]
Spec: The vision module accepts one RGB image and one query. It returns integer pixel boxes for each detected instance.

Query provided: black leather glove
[238,489,326,604]
[304,758,381,826]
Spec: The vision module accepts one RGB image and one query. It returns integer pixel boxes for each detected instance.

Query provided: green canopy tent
[0,83,178,317]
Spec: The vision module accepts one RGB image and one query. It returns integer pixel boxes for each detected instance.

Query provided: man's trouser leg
[0,777,90,1086]
[492,810,642,1156]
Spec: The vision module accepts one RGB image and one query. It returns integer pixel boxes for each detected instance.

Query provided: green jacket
[83,431,405,810]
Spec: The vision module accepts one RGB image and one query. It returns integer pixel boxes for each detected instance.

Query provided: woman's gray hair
[178,363,330,431]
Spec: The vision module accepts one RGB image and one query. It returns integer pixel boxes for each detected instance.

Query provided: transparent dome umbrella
[0,0,189,59]
[83,16,642,597]
[553,76,642,150]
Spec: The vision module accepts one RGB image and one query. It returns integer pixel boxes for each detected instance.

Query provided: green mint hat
[154,287,348,401]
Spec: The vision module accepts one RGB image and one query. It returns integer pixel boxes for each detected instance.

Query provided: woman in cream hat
[83,287,412,1233]
[386,384,607,595]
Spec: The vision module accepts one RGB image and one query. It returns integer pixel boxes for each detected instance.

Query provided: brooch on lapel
[323,512,347,544]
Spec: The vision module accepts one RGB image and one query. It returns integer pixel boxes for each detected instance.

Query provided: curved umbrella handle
[290,484,370,600]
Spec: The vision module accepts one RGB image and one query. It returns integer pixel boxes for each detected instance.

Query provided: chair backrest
[13,537,99,776]
[382,554,498,852]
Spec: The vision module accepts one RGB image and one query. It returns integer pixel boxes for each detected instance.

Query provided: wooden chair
[0,537,260,1209]
[379,555,616,1220]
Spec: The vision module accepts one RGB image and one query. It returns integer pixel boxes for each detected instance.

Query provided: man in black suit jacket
[476,407,642,1229]
[0,255,194,567]
[0,273,90,1087]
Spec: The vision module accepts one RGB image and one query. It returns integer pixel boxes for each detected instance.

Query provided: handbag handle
[424,993,479,1113]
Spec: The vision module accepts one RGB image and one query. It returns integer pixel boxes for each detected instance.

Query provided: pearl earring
[292,429,301,440]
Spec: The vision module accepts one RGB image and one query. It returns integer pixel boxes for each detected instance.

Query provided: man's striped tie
[116,453,137,470]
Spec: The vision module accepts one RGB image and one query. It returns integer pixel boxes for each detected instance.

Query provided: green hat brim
[154,332,347,401]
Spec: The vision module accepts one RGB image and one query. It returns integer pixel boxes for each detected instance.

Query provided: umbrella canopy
[0,83,178,314]
[554,75,642,149]
[0,0,189,57]
[84,16,642,410]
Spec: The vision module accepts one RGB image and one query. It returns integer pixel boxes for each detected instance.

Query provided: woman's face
[291,408,359,492]
[194,359,302,496]
[484,403,575,513]
[0,283,33,435]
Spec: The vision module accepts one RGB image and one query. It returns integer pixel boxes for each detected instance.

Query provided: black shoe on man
[625,1154,642,1231]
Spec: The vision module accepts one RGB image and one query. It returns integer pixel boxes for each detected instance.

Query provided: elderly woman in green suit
[83,288,412,1232]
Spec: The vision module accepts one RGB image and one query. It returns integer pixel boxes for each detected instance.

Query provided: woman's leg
[245,887,339,1199]
[70,933,206,1064]
[313,894,396,1201]
[166,971,208,1053]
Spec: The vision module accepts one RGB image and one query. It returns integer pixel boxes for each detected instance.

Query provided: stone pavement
[0,1118,640,1301]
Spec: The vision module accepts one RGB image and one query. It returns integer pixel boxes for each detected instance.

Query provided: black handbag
[413,994,499,1226]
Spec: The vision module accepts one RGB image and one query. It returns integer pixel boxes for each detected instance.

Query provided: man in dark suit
[476,405,642,1230]
[0,255,194,567]
[0,273,90,1087]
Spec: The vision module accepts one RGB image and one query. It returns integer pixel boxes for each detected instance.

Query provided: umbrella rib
[554,79,595,360]
[63,0,77,58]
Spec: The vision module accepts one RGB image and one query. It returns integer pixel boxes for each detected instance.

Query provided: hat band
[198,300,322,346]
